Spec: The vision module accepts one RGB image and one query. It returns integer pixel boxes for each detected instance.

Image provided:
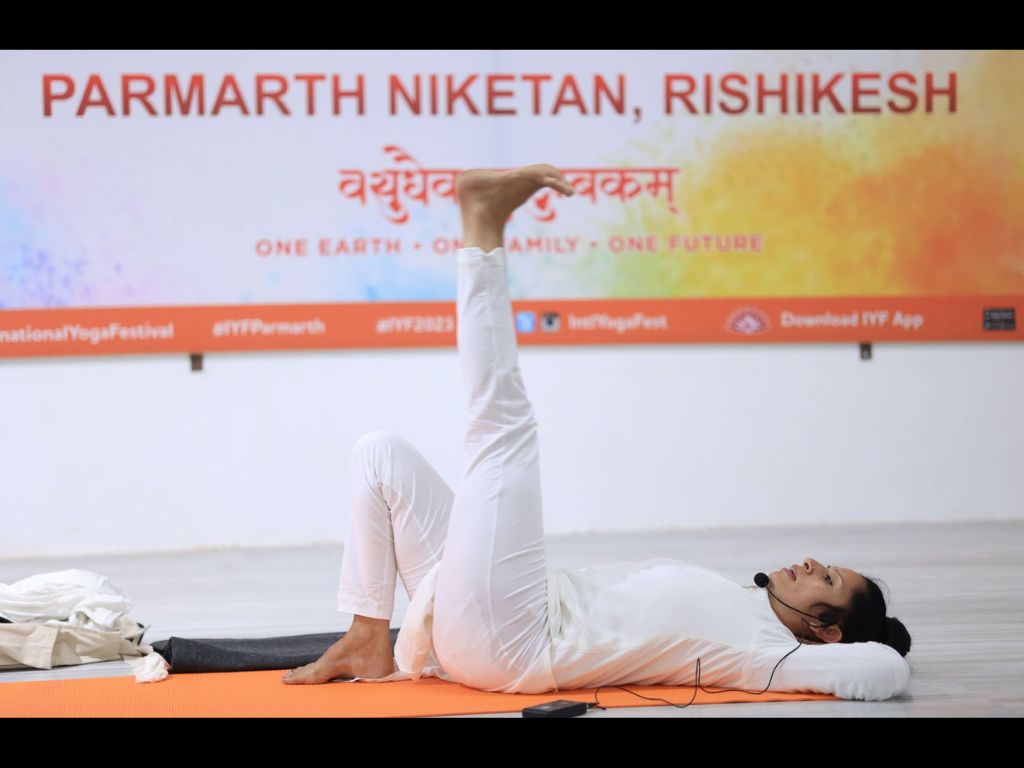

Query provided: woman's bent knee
[352,430,406,458]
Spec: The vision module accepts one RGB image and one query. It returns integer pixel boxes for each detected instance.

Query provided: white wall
[1,341,1021,559]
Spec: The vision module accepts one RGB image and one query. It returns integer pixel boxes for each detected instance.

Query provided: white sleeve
[747,641,912,701]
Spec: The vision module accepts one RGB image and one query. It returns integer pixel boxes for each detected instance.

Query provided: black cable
[587,614,821,711]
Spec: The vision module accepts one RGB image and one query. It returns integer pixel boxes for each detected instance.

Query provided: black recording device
[522,699,589,718]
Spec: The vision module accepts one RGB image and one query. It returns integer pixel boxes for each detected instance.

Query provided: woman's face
[768,557,865,643]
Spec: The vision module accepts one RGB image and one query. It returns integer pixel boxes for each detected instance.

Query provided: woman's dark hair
[821,574,912,657]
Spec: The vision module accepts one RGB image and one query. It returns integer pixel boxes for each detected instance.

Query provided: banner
[1,49,1021,359]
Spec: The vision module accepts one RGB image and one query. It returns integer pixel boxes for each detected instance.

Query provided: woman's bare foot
[456,164,575,226]
[282,627,395,685]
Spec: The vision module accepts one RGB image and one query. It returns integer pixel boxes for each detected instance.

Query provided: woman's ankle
[348,615,391,637]
[461,207,505,253]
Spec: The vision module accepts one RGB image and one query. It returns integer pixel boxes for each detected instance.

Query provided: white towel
[0,569,132,630]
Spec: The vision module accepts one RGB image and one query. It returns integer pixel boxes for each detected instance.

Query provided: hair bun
[883,616,912,657]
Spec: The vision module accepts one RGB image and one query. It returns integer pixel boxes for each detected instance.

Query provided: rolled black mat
[149,628,400,674]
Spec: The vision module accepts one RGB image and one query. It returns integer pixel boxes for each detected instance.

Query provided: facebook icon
[515,311,537,333]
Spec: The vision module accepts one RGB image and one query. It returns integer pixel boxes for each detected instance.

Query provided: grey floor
[2,519,1021,717]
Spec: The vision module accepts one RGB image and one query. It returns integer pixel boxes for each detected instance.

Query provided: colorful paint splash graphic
[601,50,1024,299]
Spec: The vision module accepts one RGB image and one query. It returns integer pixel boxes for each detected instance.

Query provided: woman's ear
[815,615,843,644]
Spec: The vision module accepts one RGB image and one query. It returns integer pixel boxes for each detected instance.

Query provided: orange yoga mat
[1,670,838,717]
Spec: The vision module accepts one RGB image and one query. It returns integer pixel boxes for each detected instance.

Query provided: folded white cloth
[0,569,132,630]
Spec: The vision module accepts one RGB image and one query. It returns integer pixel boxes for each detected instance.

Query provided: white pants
[336,246,552,690]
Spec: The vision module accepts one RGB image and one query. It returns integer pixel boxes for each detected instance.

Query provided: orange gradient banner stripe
[0,296,1020,359]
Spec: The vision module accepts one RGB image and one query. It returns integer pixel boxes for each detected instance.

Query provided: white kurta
[344,557,912,702]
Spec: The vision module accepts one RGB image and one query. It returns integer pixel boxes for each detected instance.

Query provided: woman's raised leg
[432,165,575,690]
